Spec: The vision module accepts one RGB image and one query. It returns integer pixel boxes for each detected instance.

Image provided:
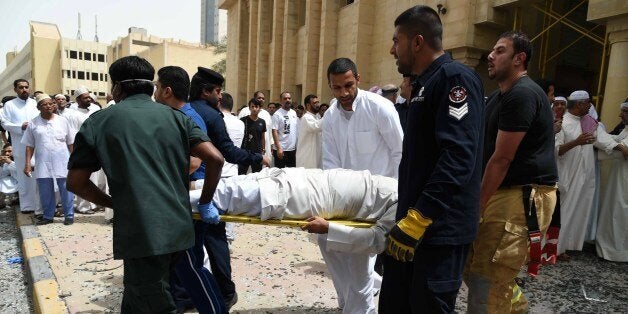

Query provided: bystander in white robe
[595,126,627,261]
[0,160,18,194]
[191,167,398,314]
[296,111,322,168]
[239,107,273,167]
[0,97,40,212]
[67,105,108,214]
[555,112,618,254]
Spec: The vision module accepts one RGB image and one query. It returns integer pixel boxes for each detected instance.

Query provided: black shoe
[21,210,34,214]
[64,218,74,225]
[34,214,43,219]
[226,293,238,311]
[36,218,53,225]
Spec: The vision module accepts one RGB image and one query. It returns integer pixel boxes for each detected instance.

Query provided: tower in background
[201,0,227,44]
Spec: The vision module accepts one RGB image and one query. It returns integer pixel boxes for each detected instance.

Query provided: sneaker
[36,218,53,225]
[64,218,74,225]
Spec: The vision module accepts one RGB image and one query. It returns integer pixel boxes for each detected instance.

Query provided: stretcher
[192,213,374,228]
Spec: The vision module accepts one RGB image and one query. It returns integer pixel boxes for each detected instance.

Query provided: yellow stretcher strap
[192,213,374,228]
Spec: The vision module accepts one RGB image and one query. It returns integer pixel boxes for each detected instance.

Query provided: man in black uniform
[189,67,270,308]
[464,31,558,313]
[380,5,484,313]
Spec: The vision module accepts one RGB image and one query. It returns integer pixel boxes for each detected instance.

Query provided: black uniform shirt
[397,53,485,245]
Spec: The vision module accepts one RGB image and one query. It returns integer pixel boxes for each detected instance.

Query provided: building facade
[108,27,225,87]
[219,0,627,128]
[0,21,109,101]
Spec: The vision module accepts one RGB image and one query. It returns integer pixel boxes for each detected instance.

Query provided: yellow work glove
[386,208,433,262]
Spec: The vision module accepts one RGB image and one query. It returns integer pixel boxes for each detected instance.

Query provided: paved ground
[26,210,628,313]
[0,205,31,313]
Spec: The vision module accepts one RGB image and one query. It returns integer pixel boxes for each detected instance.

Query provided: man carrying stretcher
[191,167,398,313]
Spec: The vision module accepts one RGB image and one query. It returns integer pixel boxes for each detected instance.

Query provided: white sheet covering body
[0,97,40,212]
[555,112,617,254]
[190,167,398,314]
[322,89,403,179]
[595,127,627,261]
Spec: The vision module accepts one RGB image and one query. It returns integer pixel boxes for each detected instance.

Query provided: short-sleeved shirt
[21,114,74,179]
[484,75,558,186]
[180,103,208,181]
[241,116,266,153]
[68,94,209,259]
[271,108,299,151]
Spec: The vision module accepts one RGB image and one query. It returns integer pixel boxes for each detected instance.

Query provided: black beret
[192,67,224,86]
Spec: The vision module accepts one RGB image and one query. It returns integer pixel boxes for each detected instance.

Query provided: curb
[15,209,67,314]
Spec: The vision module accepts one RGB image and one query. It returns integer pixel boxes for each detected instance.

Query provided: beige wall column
[449,47,484,68]
[280,0,299,97]
[269,0,286,101]
[246,0,259,100]
[302,0,322,97]
[316,0,340,103]
[255,0,272,95]
[599,16,628,128]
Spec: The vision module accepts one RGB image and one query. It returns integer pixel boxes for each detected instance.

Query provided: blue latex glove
[7,257,23,264]
[198,201,221,224]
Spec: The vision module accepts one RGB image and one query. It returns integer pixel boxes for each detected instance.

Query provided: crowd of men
[0,4,626,314]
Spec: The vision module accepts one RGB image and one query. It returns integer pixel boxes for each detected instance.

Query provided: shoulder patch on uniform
[449,102,468,120]
[448,86,467,103]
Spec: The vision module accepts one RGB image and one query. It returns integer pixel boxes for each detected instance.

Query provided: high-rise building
[201,0,227,44]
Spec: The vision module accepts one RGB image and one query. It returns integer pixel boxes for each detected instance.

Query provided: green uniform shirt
[68,94,210,259]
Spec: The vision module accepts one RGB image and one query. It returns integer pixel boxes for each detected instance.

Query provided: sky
[0,0,203,71]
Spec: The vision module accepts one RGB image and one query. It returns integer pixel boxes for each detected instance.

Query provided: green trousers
[121,252,182,314]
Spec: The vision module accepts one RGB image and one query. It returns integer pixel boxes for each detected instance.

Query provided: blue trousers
[379,243,470,314]
[172,221,227,314]
[37,177,73,220]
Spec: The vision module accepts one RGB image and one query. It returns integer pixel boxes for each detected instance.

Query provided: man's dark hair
[1,96,16,104]
[280,91,291,99]
[304,94,317,106]
[253,91,264,98]
[394,5,443,50]
[2,143,11,149]
[268,102,277,108]
[221,92,234,111]
[297,105,305,110]
[157,66,190,102]
[64,94,70,102]
[498,31,533,69]
[248,98,261,107]
[189,75,220,101]
[327,58,358,80]
[535,79,554,94]
[13,79,28,88]
[109,56,155,97]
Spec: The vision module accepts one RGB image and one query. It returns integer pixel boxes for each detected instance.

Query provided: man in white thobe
[321,58,403,313]
[0,79,40,213]
[70,86,105,215]
[220,93,245,244]
[296,94,322,169]
[238,91,273,166]
[595,102,628,262]
[555,91,622,257]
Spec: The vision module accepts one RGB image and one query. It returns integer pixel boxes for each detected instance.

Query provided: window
[66,70,70,78]
[104,74,108,82]
[65,50,69,58]
[98,54,105,62]
[72,70,76,79]
[84,52,92,61]
[69,50,77,59]
[91,72,99,81]
[71,90,75,95]
[79,51,83,60]
[100,73,104,81]
[98,92,106,97]
[77,71,85,80]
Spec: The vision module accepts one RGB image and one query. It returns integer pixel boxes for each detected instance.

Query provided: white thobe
[21,115,74,179]
[0,97,40,212]
[0,162,18,193]
[555,112,617,254]
[296,112,322,169]
[221,113,245,178]
[322,89,403,179]
[595,126,627,261]
[65,105,107,213]
[239,108,273,165]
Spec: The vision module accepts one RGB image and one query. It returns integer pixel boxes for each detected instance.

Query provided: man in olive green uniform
[67,56,224,313]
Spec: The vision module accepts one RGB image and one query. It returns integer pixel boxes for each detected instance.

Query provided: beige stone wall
[0,43,31,98]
